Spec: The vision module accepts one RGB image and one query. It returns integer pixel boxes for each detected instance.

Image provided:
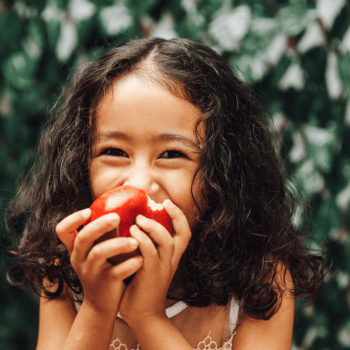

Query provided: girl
[5,37,327,350]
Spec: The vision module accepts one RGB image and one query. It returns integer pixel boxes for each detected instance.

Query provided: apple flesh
[84,185,173,265]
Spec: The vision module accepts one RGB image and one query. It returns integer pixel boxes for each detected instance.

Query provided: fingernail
[80,208,91,217]
[129,238,138,247]
[107,213,120,224]
[137,215,147,223]
[164,199,174,207]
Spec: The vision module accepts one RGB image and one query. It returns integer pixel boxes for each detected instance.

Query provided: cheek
[89,161,100,198]
[89,161,117,199]
[178,197,201,231]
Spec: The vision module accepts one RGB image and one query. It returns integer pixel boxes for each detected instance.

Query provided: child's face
[89,74,205,230]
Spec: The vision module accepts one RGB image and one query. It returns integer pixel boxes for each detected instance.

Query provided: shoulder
[231,261,294,350]
[37,278,77,350]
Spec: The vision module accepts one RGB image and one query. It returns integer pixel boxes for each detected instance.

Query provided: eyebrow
[93,131,202,150]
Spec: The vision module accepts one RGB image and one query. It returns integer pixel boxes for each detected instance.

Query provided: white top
[74,293,239,349]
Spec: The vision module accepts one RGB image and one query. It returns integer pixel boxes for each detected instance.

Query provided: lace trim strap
[109,331,236,350]
[110,338,141,350]
[194,331,236,350]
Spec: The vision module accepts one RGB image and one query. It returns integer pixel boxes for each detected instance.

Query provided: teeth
[147,196,164,211]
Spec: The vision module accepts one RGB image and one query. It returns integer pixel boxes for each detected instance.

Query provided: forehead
[94,75,204,144]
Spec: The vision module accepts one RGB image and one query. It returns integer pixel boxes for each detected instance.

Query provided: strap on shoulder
[229,297,239,334]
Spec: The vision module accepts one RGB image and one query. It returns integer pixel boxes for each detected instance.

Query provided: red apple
[84,186,173,265]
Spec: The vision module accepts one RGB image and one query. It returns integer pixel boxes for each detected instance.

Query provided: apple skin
[84,186,173,265]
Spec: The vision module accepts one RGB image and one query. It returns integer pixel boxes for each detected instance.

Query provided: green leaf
[0,14,21,50]
[23,19,46,61]
[303,122,338,174]
[340,158,350,183]
[314,199,341,240]
[175,13,206,41]
[15,89,42,114]
[294,159,325,197]
[55,21,78,62]
[70,0,97,23]
[125,0,159,17]
[98,4,133,36]
[4,117,29,146]
[76,16,96,43]
[338,52,350,94]
[197,0,225,18]
[0,152,8,177]
[242,17,278,54]
[2,51,37,90]
[0,340,14,350]
[44,21,61,51]
[41,0,65,50]
[276,5,317,36]
[232,53,269,84]
[270,54,292,87]
[87,0,112,6]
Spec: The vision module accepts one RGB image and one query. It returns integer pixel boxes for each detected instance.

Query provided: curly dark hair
[4,36,328,320]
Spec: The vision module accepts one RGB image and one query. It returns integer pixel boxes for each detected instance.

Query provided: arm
[37,280,116,350]
[126,289,294,350]
[118,200,194,350]
[231,264,295,350]
[37,280,76,350]
[36,208,143,350]
[128,315,193,350]
[127,271,294,350]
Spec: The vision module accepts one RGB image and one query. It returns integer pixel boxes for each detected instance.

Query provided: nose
[122,161,159,197]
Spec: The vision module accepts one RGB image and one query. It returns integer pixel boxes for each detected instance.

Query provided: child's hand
[118,200,191,324]
[55,209,144,317]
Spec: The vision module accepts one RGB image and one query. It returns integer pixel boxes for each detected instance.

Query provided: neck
[166,268,184,308]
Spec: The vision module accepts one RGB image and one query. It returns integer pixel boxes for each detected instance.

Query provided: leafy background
[0,0,349,349]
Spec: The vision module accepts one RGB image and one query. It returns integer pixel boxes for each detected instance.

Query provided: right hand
[55,209,144,317]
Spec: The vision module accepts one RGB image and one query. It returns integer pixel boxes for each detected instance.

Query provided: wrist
[125,314,193,350]
[62,300,117,350]
[82,299,119,320]
[124,312,168,331]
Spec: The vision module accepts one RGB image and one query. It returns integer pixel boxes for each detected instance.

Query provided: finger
[71,213,120,263]
[162,200,192,268]
[129,224,159,267]
[106,255,144,282]
[134,215,174,264]
[86,237,139,273]
[56,208,91,255]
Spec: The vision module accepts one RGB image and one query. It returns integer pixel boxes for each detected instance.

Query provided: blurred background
[0,0,349,349]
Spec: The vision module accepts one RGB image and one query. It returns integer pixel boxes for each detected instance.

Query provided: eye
[101,148,127,157]
[100,148,188,159]
[159,149,188,159]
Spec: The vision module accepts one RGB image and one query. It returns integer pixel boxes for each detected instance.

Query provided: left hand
[118,199,191,324]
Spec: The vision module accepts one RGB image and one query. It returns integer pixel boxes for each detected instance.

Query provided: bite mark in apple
[105,192,130,211]
[84,185,172,266]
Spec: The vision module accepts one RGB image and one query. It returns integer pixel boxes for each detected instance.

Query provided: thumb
[59,230,77,256]
[56,209,91,256]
